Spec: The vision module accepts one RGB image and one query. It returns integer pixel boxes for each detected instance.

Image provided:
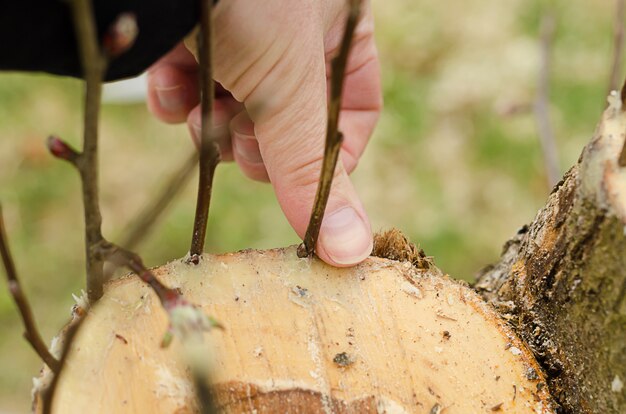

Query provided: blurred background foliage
[0,0,621,411]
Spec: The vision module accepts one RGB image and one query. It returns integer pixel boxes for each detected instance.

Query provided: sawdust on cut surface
[371,229,433,270]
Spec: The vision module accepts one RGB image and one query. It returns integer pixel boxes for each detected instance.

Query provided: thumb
[213,4,372,266]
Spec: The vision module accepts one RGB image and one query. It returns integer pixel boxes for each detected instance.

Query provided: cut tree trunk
[476,92,626,413]
[33,235,555,413]
[31,96,626,414]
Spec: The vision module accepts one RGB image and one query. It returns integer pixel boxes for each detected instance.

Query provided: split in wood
[297,0,362,258]
[189,0,220,261]
[0,205,60,373]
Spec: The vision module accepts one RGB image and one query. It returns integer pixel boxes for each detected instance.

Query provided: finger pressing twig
[534,14,561,189]
[609,0,625,94]
[0,205,60,373]
[298,0,362,258]
[189,0,220,261]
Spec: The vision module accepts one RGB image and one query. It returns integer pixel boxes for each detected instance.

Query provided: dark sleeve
[0,0,200,81]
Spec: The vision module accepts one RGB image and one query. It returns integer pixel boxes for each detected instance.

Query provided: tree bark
[475,93,626,413]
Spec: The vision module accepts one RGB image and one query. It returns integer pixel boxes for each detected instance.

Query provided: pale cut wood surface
[43,247,554,413]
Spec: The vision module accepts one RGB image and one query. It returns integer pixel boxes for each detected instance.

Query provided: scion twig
[68,0,107,301]
[189,0,220,260]
[0,205,60,373]
[297,0,362,258]
[534,14,560,188]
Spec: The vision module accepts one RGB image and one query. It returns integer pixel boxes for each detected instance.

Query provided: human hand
[147,0,382,267]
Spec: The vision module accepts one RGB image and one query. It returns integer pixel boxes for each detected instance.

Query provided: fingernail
[233,134,264,165]
[319,207,372,266]
[155,84,187,113]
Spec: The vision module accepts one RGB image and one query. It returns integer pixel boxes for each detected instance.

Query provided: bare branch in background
[189,0,220,261]
[534,14,561,189]
[0,205,60,373]
[120,151,199,251]
[298,0,362,258]
[609,0,625,93]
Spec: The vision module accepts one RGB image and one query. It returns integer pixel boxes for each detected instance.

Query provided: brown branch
[0,205,60,373]
[189,0,220,260]
[96,241,181,308]
[298,0,362,258]
[68,0,108,301]
[534,14,561,189]
[120,151,199,251]
[42,3,218,410]
[609,0,625,93]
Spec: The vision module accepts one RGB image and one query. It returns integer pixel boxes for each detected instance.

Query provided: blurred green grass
[0,0,620,411]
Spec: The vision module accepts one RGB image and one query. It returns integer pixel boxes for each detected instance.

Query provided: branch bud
[103,13,139,58]
[46,135,80,164]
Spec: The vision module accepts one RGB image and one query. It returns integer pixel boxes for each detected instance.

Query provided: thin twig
[609,0,625,94]
[97,241,181,308]
[69,0,107,301]
[298,0,362,258]
[42,3,218,410]
[0,205,60,373]
[189,0,220,260]
[534,14,561,189]
[120,151,199,251]
[41,317,84,414]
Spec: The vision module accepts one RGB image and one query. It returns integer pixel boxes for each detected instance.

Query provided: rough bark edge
[475,100,626,413]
